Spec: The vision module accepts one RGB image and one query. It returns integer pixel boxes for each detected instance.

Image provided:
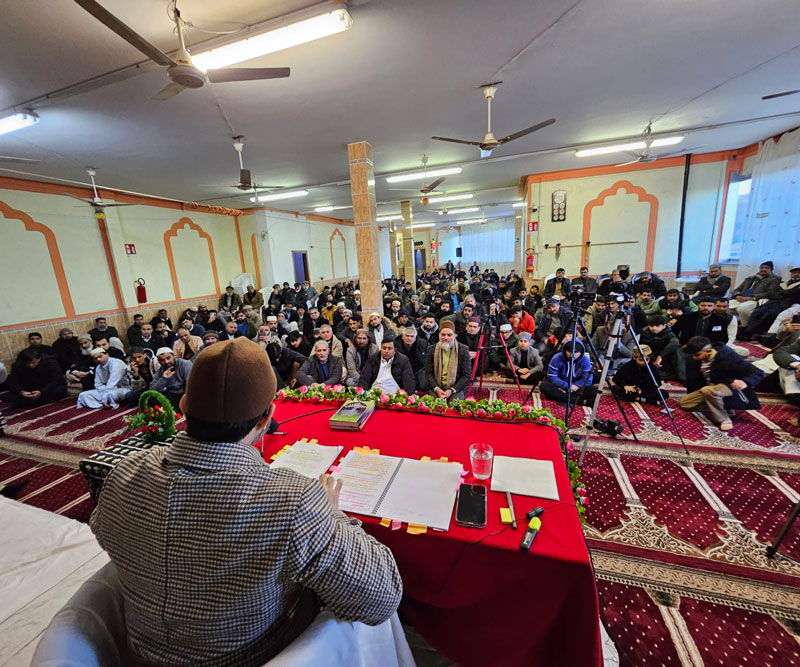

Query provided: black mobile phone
[792,314,800,324]
[455,484,487,528]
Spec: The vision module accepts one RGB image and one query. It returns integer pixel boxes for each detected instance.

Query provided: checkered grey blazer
[90,433,402,667]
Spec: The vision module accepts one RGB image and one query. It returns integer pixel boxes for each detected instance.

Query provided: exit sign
[124,243,136,255]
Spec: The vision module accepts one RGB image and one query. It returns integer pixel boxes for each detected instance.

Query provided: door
[292,251,309,284]
[414,249,426,271]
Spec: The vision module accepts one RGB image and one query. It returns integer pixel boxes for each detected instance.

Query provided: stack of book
[329,399,376,431]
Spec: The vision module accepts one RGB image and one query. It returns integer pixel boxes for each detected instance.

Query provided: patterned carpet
[2,366,799,666]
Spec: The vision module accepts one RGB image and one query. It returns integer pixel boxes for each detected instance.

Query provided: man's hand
[795,368,800,382]
[654,356,663,367]
[318,474,343,510]
[624,385,637,394]
[434,387,446,398]
[443,388,453,399]
[74,371,88,379]
[469,351,477,360]
[785,322,800,332]
[518,368,530,379]
[130,364,139,377]
[162,367,176,379]
[571,384,581,392]
[731,379,747,390]
[20,391,33,398]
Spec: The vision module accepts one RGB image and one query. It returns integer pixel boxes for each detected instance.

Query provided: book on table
[329,399,376,430]
[270,441,343,479]
[333,451,463,531]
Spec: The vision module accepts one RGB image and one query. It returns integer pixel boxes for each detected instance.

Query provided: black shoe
[754,334,779,348]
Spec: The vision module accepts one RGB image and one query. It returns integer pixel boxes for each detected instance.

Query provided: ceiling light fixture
[575,136,683,157]
[426,193,473,204]
[250,189,309,202]
[314,205,335,212]
[377,214,402,222]
[411,223,436,229]
[385,167,462,183]
[192,5,353,72]
[439,206,479,216]
[456,218,484,225]
[0,111,39,137]
[511,202,525,208]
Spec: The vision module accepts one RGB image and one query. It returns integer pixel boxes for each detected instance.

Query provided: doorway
[414,249,426,271]
[292,251,309,284]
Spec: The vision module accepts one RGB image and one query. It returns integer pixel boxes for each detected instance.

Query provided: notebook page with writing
[335,451,401,516]
[270,442,343,480]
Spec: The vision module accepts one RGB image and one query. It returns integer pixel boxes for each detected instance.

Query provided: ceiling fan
[68,167,138,208]
[0,156,40,165]
[73,0,290,101]
[388,155,447,195]
[762,89,800,100]
[432,82,556,158]
[229,137,283,191]
[615,124,701,167]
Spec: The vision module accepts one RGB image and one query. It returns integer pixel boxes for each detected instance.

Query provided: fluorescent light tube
[192,7,353,71]
[426,193,473,204]
[456,218,484,225]
[385,167,462,183]
[511,202,525,208]
[251,189,308,202]
[411,223,435,229]
[314,206,335,212]
[0,111,39,136]
[575,135,684,157]
[377,215,402,222]
[446,207,480,215]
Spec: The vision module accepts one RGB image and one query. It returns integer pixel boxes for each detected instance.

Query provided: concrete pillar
[401,200,416,283]
[347,141,383,315]
[514,213,524,275]
[390,222,398,277]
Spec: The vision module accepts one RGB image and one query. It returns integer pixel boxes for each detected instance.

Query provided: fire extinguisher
[135,278,147,304]
[525,249,535,275]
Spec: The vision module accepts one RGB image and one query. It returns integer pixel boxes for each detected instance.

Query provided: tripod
[467,315,524,400]
[766,500,800,559]
[578,309,690,465]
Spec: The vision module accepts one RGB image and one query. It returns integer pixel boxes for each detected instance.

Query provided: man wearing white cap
[150,348,192,409]
[76,347,129,409]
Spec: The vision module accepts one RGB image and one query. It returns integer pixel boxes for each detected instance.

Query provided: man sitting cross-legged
[610,344,667,404]
[541,339,598,406]
[77,347,129,410]
[507,332,544,387]
[5,348,67,408]
[425,320,471,401]
[89,337,401,667]
[679,336,764,431]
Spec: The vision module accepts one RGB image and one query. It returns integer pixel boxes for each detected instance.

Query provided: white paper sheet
[270,441,343,480]
[490,456,559,500]
[335,452,462,531]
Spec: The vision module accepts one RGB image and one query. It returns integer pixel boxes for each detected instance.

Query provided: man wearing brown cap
[610,344,666,404]
[425,320,471,400]
[90,337,401,666]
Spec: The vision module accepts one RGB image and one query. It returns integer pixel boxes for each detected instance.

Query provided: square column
[348,141,383,315]
[390,223,399,277]
[401,200,416,283]
[514,213,524,275]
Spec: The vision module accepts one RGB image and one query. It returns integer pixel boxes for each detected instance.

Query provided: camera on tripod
[566,285,596,310]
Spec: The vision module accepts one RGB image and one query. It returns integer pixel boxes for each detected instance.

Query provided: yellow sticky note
[309,439,319,444]
[421,456,431,462]
[439,456,449,462]
[380,517,391,527]
[352,446,363,453]
[500,508,513,524]
[358,449,369,455]
[300,438,308,442]
[407,523,427,535]
[369,448,381,454]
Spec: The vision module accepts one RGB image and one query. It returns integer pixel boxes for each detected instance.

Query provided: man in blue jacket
[541,339,597,405]
[679,336,764,431]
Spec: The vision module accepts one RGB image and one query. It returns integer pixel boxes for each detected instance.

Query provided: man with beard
[534,298,573,353]
[195,330,220,358]
[24,332,57,360]
[345,329,377,386]
[544,268,571,299]
[204,310,226,333]
[131,322,159,353]
[441,302,475,336]
[508,333,544,387]
[631,271,667,299]
[457,317,482,361]
[126,314,144,344]
[218,285,242,315]
[266,342,307,389]
[693,264,731,302]
[6,348,67,408]
[437,299,453,321]
[366,312,396,347]
[417,315,439,344]
[242,285,264,312]
[77,347,129,410]
[88,317,123,351]
[425,320,471,400]
[234,310,258,339]
[150,348,193,410]
[126,346,154,402]
[338,315,361,346]
[658,289,698,317]
[639,315,683,381]
[221,319,242,341]
[52,328,81,372]
[571,267,598,294]
[611,345,665,404]
[94,337,125,361]
[671,296,730,347]
[395,325,429,388]
[66,334,98,389]
[357,339,415,395]
[154,321,177,348]
[179,316,206,338]
[490,323,519,372]
[151,308,174,331]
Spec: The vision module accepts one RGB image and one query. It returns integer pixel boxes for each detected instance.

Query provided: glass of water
[469,443,493,480]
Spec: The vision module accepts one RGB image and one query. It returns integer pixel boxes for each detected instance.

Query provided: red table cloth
[263,400,602,667]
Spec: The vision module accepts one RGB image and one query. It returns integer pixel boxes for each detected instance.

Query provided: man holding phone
[150,348,192,409]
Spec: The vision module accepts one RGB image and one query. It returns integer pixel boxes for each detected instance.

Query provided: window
[717,176,751,263]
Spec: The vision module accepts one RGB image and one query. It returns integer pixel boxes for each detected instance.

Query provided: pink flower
[522,405,532,414]
[355,387,365,396]
[435,404,447,413]
[420,404,431,412]
[508,408,517,417]
[277,389,287,400]
[332,384,343,392]
[311,395,321,402]
[538,416,551,425]
[398,389,407,395]
[566,441,574,452]
[493,411,503,419]
[476,408,487,418]
[577,487,586,497]
[580,497,590,507]
[379,394,390,404]
[299,385,309,394]
[407,394,418,404]
[464,410,473,417]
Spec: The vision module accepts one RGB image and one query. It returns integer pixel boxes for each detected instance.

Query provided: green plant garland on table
[277,384,588,523]
[123,390,180,443]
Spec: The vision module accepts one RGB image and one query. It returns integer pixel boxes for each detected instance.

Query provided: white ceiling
[1,0,799,225]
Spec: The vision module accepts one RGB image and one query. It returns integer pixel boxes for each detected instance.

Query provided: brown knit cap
[184,337,276,423]
[439,319,455,331]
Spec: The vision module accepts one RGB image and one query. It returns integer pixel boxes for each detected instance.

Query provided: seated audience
[150,348,192,409]
[599,269,628,296]
[357,339,415,395]
[396,326,429,390]
[524,285,544,314]
[52,327,81,372]
[65,334,98,389]
[94,336,125,360]
[729,261,781,326]
[367,312,397,346]
[739,266,800,341]
[490,323,518,371]
[679,336,764,431]
[242,284,264,311]
[541,339,597,406]
[154,321,177,348]
[509,305,535,336]
[658,289,698,317]
[671,296,730,346]
[774,337,800,409]
[544,268,571,299]
[611,345,665,404]
[534,298,573,353]
[592,318,635,369]
[417,314,439,344]
[267,342,306,388]
[639,315,683,381]
[425,320,471,400]
[77,347,129,410]
[5,349,67,408]
[130,322,159,353]
[572,267,597,294]
[173,327,203,361]
[150,308,173,330]
[126,346,154,402]
[297,340,345,387]
[179,316,205,338]
[126,314,144,343]
[319,323,344,359]
[234,310,258,339]
[623,293,647,332]
[24,331,57,360]
[693,264,731,302]
[636,289,660,319]
[204,310,225,333]
[508,333,544,387]
[457,317,482,360]
[345,330,377,386]
[89,337,401,666]
[631,271,666,298]
[218,285,242,314]
[220,320,242,341]
[88,317,123,350]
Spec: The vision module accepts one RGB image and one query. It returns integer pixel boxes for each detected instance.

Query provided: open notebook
[269,441,343,480]
[334,451,463,531]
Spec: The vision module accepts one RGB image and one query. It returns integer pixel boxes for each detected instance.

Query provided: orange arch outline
[329,228,349,277]
[0,200,75,318]
[250,233,262,289]
[581,180,659,272]
[163,217,220,300]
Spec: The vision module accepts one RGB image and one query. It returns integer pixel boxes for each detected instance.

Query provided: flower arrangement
[123,390,179,443]
[277,384,587,520]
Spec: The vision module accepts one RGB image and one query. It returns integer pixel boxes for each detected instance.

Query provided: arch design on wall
[581,180,659,271]
[163,217,220,300]
[0,200,75,317]
[329,228,349,277]
[250,233,262,289]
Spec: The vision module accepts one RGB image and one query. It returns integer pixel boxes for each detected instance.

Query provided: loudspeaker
[456,247,463,258]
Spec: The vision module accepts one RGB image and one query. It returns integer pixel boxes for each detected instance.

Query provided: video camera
[566,285,596,309]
